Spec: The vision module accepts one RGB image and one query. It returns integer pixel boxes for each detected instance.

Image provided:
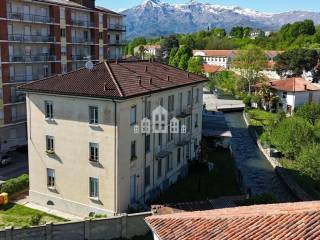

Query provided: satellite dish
[85,61,94,70]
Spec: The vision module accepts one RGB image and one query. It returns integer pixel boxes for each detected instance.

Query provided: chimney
[69,0,95,9]
[104,82,107,91]
[145,66,148,72]
[187,72,190,78]
[137,76,142,86]
[149,78,153,85]
[167,76,170,81]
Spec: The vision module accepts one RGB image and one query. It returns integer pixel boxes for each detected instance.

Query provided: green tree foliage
[243,27,253,37]
[178,54,190,70]
[210,28,226,38]
[295,103,320,125]
[127,37,147,56]
[270,117,315,159]
[232,44,267,93]
[160,35,179,62]
[274,49,319,77]
[279,20,316,43]
[207,71,238,95]
[296,144,320,182]
[187,57,203,75]
[168,47,179,66]
[230,26,244,38]
[168,45,192,69]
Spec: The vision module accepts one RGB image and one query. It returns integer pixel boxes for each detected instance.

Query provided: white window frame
[89,106,99,125]
[45,101,53,119]
[130,105,137,125]
[47,168,55,188]
[89,177,99,198]
[46,135,54,152]
[89,143,99,162]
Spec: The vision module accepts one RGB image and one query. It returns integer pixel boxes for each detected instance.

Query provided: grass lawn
[0,203,66,229]
[245,108,278,137]
[153,147,241,204]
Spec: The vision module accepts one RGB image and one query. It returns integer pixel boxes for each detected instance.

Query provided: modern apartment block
[19,60,207,217]
[0,0,125,152]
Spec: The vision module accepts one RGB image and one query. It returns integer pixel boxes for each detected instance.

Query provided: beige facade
[26,83,203,217]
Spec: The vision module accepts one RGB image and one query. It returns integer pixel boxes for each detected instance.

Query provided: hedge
[0,174,29,195]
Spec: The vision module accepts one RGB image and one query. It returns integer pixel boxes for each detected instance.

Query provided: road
[0,151,28,183]
[203,91,244,111]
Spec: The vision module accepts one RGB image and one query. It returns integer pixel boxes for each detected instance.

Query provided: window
[168,95,174,112]
[99,32,103,39]
[89,177,99,198]
[46,136,54,152]
[166,153,173,172]
[187,90,192,105]
[89,106,98,125]
[60,7,65,19]
[145,166,150,187]
[282,92,287,99]
[195,88,200,103]
[131,141,137,161]
[47,168,55,188]
[130,105,137,125]
[99,47,103,56]
[60,29,66,37]
[157,158,162,178]
[159,97,164,107]
[99,14,103,24]
[179,92,183,112]
[61,47,67,56]
[145,100,151,118]
[89,143,99,162]
[195,113,199,128]
[158,133,162,146]
[62,64,67,74]
[45,101,53,119]
[177,148,181,165]
[145,135,150,154]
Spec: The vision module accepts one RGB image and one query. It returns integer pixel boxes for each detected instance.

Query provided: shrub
[242,95,252,107]
[295,102,320,125]
[270,117,315,159]
[0,174,29,195]
[296,144,320,182]
[29,214,42,226]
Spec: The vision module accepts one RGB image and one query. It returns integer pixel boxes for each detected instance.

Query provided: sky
[96,0,320,13]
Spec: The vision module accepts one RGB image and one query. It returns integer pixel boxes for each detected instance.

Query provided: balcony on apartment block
[71,37,95,44]
[8,34,55,43]
[10,93,26,104]
[71,19,96,28]
[71,54,90,61]
[175,132,192,147]
[107,39,127,46]
[9,54,56,63]
[11,114,27,123]
[176,105,193,118]
[7,12,55,24]
[106,24,126,32]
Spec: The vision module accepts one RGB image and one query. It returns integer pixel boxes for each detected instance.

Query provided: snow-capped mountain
[121,0,320,39]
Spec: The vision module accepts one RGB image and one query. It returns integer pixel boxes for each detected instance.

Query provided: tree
[279,20,316,43]
[168,48,179,66]
[257,85,279,111]
[230,26,244,38]
[160,35,179,62]
[243,27,253,38]
[270,117,315,159]
[178,54,190,70]
[295,103,320,125]
[187,57,203,75]
[169,46,192,68]
[297,144,320,182]
[274,49,319,77]
[210,28,226,38]
[231,45,267,93]
[138,45,145,59]
[127,37,147,56]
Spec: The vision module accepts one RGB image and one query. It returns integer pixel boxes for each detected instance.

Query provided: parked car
[0,154,11,167]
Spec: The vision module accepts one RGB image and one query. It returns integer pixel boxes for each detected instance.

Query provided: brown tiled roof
[193,50,237,57]
[203,64,223,73]
[254,77,320,92]
[19,61,208,99]
[145,201,320,240]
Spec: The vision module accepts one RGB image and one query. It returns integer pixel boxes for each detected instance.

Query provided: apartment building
[0,0,125,152]
[19,60,207,217]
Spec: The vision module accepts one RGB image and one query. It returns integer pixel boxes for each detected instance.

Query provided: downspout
[113,100,118,214]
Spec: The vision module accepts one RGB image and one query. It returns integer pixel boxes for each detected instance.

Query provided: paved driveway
[0,151,28,182]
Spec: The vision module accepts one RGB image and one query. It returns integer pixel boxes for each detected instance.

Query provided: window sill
[48,186,56,191]
[89,197,100,201]
[45,117,54,121]
[46,150,55,155]
[89,123,99,127]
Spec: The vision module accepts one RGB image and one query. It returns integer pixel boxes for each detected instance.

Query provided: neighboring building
[145,201,320,240]
[193,50,282,78]
[0,0,125,152]
[254,77,320,114]
[134,44,161,59]
[19,60,207,217]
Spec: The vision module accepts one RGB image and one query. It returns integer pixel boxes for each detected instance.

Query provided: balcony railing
[11,114,27,122]
[7,12,54,24]
[8,34,55,43]
[106,24,126,31]
[10,73,50,83]
[11,94,26,103]
[107,40,127,46]
[9,55,56,62]
[71,19,95,28]
[71,37,95,44]
[71,55,89,61]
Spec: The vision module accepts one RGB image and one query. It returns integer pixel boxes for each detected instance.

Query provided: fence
[0,212,152,240]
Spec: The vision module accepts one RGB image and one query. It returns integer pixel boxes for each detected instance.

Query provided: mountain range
[121,0,320,39]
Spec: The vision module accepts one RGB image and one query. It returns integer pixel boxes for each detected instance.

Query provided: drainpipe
[113,100,118,214]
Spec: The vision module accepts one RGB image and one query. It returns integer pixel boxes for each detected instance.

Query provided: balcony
[175,133,191,147]
[107,40,127,46]
[11,114,27,122]
[106,24,126,32]
[71,37,95,44]
[8,34,55,43]
[7,12,54,24]
[9,54,56,63]
[10,73,49,83]
[71,19,95,28]
[176,105,192,118]
[71,55,89,61]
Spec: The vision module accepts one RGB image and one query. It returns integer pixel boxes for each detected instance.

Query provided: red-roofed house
[253,77,320,114]
[19,60,208,217]
[145,201,320,240]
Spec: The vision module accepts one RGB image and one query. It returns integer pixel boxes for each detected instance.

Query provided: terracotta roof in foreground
[145,201,320,240]
[19,61,208,99]
[254,77,320,92]
[203,64,223,73]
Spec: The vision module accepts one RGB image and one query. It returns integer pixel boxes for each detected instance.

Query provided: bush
[295,102,320,125]
[296,144,320,182]
[29,214,42,226]
[270,117,315,159]
[242,95,252,107]
[0,174,29,195]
